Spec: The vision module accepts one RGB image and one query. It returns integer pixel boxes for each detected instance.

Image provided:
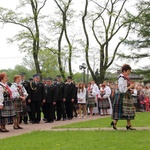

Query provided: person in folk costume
[90,80,99,115]
[20,72,30,124]
[45,77,56,123]
[101,81,112,115]
[64,76,76,120]
[11,75,28,129]
[41,78,47,121]
[98,84,110,116]
[77,82,87,118]
[111,64,136,130]
[0,72,15,132]
[54,75,66,121]
[87,82,96,116]
[28,74,46,124]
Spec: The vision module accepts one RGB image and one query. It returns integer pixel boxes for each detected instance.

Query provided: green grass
[54,112,150,128]
[0,112,150,150]
[0,130,150,150]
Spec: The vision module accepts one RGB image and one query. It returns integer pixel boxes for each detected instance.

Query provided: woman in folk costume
[90,80,99,114]
[111,64,136,130]
[98,84,110,116]
[11,75,28,129]
[87,82,96,116]
[0,72,15,132]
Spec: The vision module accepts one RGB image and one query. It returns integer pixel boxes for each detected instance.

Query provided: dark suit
[21,80,30,123]
[28,81,45,123]
[54,82,66,120]
[45,84,55,122]
[64,82,76,119]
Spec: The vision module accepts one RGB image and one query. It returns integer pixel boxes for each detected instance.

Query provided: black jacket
[28,81,45,101]
[64,82,76,102]
[45,84,55,103]
[54,82,65,101]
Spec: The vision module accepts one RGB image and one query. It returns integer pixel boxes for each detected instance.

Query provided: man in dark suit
[45,77,56,123]
[28,74,46,124]
[64,76,76,120]
[54,75,66,121]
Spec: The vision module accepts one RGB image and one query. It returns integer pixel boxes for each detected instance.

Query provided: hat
[46,77,53,81]
[33,74,40,78]
[56,75,61,78]
[20,72,26,76]
[67,76,72,80]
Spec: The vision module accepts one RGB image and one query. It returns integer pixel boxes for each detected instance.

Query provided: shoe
[126,125,136,130]
[0,129,9,132]
[45,121,50,123]
[13,126,19,129]
[17,126,23,129]
[110,121,117,130]
[62,118,66,121]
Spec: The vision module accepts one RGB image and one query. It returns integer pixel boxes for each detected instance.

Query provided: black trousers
[56,101,66,120]
[45,102,55,122]
[65,101,73,119]
[42,102,47,119]
[31,101,41,122]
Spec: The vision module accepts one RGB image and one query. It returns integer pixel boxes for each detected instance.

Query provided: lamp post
[79,63,86,83]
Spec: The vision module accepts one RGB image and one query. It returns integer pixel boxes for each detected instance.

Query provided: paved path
[0,115,104,139]
[1,115,150,139]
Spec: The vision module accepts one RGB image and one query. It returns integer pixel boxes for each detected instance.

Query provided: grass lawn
[0,130,150,150]
[0,112,150,150]
[54,112,150,128]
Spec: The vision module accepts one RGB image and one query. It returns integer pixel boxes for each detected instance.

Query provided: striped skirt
[111,92,135,120]
[98,98,110,109]
[0,100,16,125]
[14,98,23,117]
[87,96,95,108]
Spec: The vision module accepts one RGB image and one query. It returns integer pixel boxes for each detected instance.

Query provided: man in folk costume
[64,76,76,120]
[54,75,66,121]
[28,74,46,124]
[90,80,99,115]
[45,77,56,123]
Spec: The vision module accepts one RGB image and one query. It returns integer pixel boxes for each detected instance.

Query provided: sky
[0,0,25,69]
[0,0,147,71]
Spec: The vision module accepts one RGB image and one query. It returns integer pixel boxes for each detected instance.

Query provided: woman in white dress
[77,83,86,118]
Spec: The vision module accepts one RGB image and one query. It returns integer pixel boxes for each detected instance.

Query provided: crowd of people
[0,65,150,132]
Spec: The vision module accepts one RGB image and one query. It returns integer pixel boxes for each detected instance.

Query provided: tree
[49,0,74,81]
[117,0,150,82]
[0,0,48,75]
[81,0,132,85]
[22,49,59,78]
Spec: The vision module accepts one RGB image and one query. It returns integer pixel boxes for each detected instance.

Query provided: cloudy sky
[0,0,146,71]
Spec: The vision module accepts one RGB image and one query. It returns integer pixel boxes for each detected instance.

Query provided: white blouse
[77,88,86,104]
[118,74,128,93]
[11,83,28,99]
[0,82,5,106]
[91,84,99,96]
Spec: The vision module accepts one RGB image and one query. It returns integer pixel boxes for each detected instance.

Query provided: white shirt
[77,88,86,103]
[98,86,111,98]
[91,83,99,96]
[118,74,128,93]
[0,82,5,106]
[11,83,28,99]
